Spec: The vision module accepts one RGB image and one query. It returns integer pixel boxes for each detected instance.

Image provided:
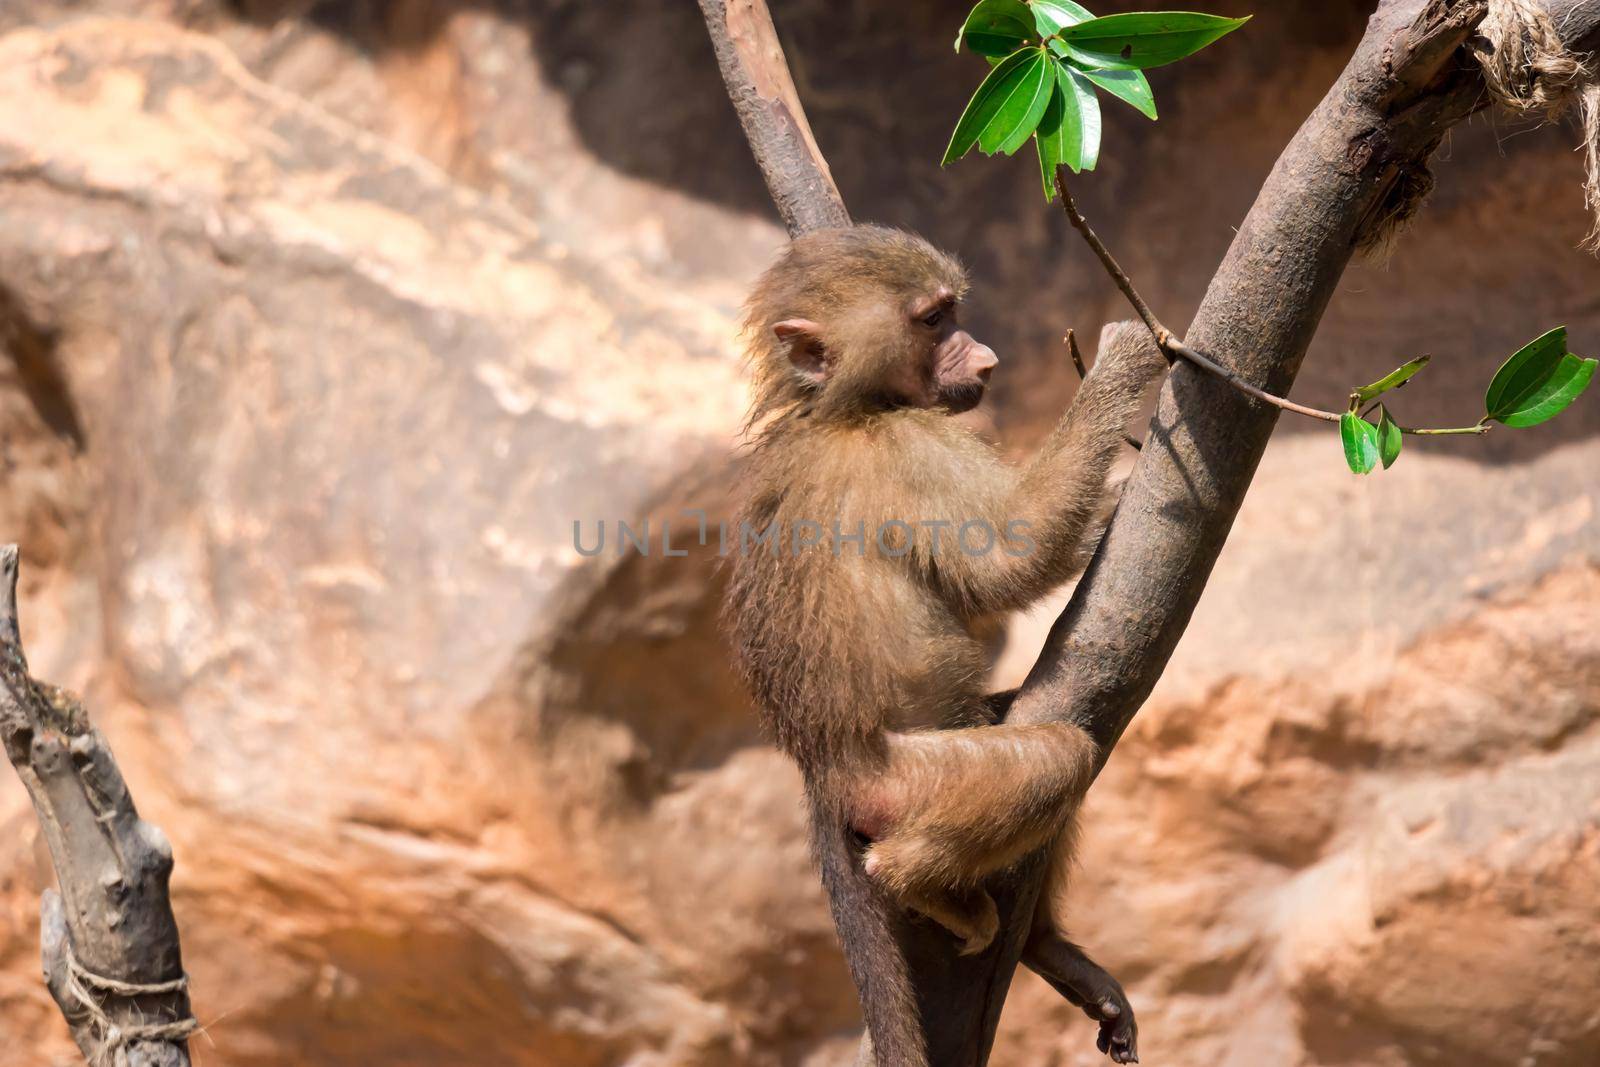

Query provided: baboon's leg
[1025,929,1138,1064]
[852,720,1095,952]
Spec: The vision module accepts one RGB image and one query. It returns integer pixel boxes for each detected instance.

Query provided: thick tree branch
[704,1,1600,1064]
[697,0,850,235]
[0,546,194,1066]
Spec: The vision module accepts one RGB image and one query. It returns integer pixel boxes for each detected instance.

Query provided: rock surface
[0,2,1596,1065]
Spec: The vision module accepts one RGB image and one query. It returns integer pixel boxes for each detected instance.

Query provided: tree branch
[1054,170,1491,436]
[0,546,194,1066]
[703,1,1600,1064]
[697,0,850,236]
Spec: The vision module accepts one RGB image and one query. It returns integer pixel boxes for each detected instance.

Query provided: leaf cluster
[1338,328,1597,474]
[944,6,1594,470]
[946,2,1247,196]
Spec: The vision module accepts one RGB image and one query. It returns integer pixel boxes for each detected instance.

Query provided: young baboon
[723,226,1163,1065]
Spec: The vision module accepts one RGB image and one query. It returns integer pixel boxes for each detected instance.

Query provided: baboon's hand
[1090,320,1169,393]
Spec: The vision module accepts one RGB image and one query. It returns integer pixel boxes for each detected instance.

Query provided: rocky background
[0,1,1596,1064]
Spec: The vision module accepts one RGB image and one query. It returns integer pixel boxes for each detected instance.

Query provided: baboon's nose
[973,344,997,381]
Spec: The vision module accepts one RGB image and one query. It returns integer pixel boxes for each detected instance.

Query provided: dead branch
[0,546,194,1066]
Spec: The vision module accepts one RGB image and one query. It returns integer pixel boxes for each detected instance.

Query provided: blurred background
[0,0,1596,1064]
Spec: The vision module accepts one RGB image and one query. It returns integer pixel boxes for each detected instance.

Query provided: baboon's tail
[811,793,926,1067]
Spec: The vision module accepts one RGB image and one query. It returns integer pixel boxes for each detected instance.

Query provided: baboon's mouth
[940,382,986,413]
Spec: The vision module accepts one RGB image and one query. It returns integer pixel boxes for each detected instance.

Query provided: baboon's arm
[940,322,1165,616]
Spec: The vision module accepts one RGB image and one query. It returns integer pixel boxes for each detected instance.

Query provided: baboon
[723,226,1164,1065]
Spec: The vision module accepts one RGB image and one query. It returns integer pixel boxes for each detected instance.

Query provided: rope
[1475,0,1600,249]
[60,940,198,1064]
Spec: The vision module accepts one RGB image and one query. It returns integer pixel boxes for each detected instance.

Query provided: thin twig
[1051,167,1490,437]
[1066,329,1143,450]
[1405,423,1491,435]
[1065,328,1091,380]
[1054,167,1335,421]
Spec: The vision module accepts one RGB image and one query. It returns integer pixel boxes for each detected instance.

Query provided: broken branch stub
[0,545,194,1067]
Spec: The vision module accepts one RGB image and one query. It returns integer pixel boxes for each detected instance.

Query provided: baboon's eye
[921,308,943,328]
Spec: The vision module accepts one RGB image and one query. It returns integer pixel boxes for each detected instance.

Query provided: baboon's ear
[774,319,828,383]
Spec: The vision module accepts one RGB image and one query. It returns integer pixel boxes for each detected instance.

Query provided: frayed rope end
[1478,0,1600,254]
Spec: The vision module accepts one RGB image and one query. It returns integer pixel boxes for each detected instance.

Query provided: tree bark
[696,0,851,235]
[703,1,1600,1063]
[0,546,193,1067]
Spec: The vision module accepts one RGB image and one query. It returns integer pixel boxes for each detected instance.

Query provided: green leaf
[1035,60,1101,195]
[1484,326,1569,420]
[1340,412,1380,475]
[1063,63,1102,170]
[956,0,1038,57]
[1073,64,1157,118]
[943,48,1042,164]
[1035,78,1074,195]
[1057,12,1250,70]
[1376,405,1402,469]
[1032,0,1096,34]
[1353,355,1430,405]
[1050,41,1160,118]
[978,49,1055,156]
[1493,352,1597,427]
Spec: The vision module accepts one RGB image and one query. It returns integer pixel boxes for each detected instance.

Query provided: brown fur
[723,227,1164,1066]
